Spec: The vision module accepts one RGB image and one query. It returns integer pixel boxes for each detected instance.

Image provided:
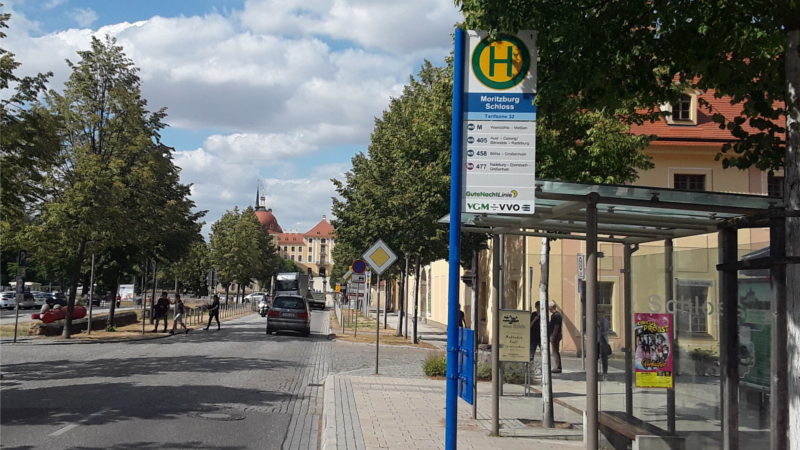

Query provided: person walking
[153,292,171,333]
[548,302,563,373]
[597,308,611,379]
[170,294,189,335]
[205,294,221,330]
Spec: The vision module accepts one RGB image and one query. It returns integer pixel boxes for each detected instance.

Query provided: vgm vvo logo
[471,34,531,90]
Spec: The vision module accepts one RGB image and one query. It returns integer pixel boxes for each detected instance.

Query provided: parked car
[266,295,310,337]
[245,292,267,303]
[12,292,37,309]
[32,292,52,308]
[0,292,16,310]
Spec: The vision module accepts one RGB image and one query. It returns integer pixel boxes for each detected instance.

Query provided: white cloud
[68,8,97,28]
[44,0,68,10]
[3,1,457,239]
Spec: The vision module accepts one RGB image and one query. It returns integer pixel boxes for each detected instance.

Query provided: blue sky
[3,0,461,236]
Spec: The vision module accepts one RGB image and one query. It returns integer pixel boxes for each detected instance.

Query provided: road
[0,308,435,450]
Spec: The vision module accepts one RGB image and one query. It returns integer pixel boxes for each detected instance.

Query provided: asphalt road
[1,307,440,450]
[1,311,333,450]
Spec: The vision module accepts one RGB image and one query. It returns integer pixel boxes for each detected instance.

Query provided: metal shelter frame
[442,179,795,450]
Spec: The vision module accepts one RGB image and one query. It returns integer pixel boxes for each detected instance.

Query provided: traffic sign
[352,259,367,274]
[351,274,366,283]
[362,239,398,275]
[335,284,341,293]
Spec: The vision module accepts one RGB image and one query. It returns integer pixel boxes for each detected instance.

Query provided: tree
[19,36,202,338]
[455,0,798,446]
[209,207,277,303]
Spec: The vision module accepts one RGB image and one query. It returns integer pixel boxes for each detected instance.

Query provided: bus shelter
[443,179,795,450]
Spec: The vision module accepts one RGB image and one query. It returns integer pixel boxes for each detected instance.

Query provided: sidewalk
[369,310,448,350]
[323,371,585,450]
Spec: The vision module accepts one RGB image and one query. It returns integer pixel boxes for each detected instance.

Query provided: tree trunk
[108,276,120,326]
[63,238,88,338]
[150,260,158,324]
[785,27,800,450]
[412,255,422,344]
[225,284,230,305]
[539,238,554,427]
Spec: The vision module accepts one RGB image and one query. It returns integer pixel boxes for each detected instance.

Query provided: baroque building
[253,187,335,292]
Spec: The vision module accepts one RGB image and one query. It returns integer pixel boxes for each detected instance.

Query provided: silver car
[266,295,311,337]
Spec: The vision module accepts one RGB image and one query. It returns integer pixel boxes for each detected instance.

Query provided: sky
[2,0,462,237]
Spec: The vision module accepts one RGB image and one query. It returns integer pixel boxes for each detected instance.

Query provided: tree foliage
[10,35,203,337]
[209,206,278,293]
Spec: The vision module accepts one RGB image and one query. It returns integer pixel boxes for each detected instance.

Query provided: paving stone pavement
[323,373,585,450]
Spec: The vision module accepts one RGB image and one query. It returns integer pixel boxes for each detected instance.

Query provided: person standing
[530,301,541,360]
[597,308,611,379]
[170,294,189,335]
[548,302,563,373]
[205,294,221,330]
[153,292,171,333]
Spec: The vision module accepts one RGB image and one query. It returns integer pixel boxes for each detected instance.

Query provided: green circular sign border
[471,34,531,90]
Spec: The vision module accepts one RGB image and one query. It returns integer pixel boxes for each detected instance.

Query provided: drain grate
[188,412,245,421]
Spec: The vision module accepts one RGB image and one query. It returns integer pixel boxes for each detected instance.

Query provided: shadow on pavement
[0,354,297,382]
[68,441,248,450]
[1,381,293,427]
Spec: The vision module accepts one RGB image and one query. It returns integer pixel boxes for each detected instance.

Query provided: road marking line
[50,408,110,436]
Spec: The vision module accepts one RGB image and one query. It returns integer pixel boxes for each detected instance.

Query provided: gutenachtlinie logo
[471,34,531,90]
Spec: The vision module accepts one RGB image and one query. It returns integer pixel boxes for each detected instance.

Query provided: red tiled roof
[631,89,784,144]
[304,219,334,238]
[271,232,305,244]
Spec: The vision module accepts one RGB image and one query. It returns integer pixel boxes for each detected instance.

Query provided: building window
[598,281,614,331]
[283,255,288,260]
[321,245,326,253]
[321,238,326,244]
[291,246,295,252]
[308,256,312,262]
[672,94,692,121]
[291,255,295,261]
[674,174,705,191]
[768,175,784,199]
[676,284,709,334]
[308,247,312,254]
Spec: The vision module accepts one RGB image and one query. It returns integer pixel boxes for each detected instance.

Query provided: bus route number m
[468,203,490,211]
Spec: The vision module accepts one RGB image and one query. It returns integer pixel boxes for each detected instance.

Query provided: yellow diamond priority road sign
[362,239,398,275]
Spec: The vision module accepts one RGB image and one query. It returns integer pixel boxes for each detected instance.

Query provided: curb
[1,311,257,346]
[321,374,337,450]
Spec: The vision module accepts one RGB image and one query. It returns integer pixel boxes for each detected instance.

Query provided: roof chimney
[322,215,327,220]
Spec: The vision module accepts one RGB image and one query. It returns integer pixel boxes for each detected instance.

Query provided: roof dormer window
[662,91,698,126]
[672,94,692,121]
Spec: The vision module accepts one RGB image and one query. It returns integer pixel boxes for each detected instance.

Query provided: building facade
[253,189,336,292]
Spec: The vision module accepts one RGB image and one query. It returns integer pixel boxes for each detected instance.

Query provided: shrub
[689,348,718,363]
[477,361,492,380]
[423,354,447,377]
[105,325,117,332]
[502,362,528,385]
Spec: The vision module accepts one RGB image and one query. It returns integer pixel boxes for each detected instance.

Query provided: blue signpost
[445,27,466,450]
[458,327,475,405]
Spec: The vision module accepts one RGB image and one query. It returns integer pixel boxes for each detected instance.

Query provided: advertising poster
[634,313,674,389]
[738,279,771,391]
[499,309,530,362]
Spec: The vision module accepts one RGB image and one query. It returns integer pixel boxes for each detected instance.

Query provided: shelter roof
[441,180,782,244]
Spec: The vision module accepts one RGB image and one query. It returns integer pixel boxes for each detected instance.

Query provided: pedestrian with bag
[205,294,221,330]
[153,292,171,333]
[530,301,542,360]
[597,308,612,379]
[170,294,189,335]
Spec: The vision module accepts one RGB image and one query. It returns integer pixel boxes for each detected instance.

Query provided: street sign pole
[87,254,95,334]
[445,27,466,450]
[375,273,381,374]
